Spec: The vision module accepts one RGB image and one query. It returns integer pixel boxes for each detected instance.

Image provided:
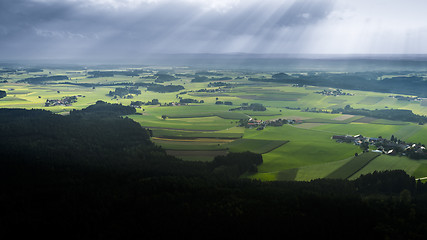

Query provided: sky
[1,0,427,61]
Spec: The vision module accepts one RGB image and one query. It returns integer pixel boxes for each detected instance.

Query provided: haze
[1,0,427,61]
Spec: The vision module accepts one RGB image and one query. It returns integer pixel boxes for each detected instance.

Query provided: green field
[349,155,425,180]
[151,128,244,139]
[166,111,249,120]
[2,67,427,181]
[326,152,381,179]
[225,138,289,154]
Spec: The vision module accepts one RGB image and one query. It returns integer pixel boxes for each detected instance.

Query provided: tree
[360,142,369,151]
[0,90,6,99]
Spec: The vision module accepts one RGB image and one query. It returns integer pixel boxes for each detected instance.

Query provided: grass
[293,157,353,181]
[151,129,243,139]
[0,97,28,101]
[276,168,299,181]
[130,115,237,131]
[326,152,381,179]
[246,125,359,180]
[312,123,403,138]
[358,96,384,105]
[237,93,306,101]
[392,124,422,141]
[165,111,249,120]
[414,163,427,179]
[371,119,408,125]
[348,154,422,180]
[225,138,289,154]
[301,117,360,124]
[406,125,427,144]
[152,139,228,151]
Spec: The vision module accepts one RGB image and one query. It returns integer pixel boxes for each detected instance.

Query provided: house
[369,137,380,142]
[387,149,396,155]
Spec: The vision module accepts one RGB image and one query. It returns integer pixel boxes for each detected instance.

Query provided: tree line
[249,72,427,97]
[332,105,427,124]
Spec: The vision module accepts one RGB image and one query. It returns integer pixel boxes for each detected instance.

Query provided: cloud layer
[1,0,427,60]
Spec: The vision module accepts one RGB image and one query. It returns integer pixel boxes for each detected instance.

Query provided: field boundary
[326,152,381,179]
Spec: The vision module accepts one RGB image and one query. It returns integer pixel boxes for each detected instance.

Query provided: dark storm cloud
[1,0,426,60]
[0,0,339,59]
[0,0,74,33]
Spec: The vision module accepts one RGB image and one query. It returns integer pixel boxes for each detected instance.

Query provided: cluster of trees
[107,87,141,98]
[208,81,233,87]
[191,75,210,82]
[0,69,16,74]
[145,99,160,105]
[230,103,266,111]
[154,73,178,83]
[302,107,331,113]
[210,151,263,177]
[146,84,184,93]
[215,101,233,105]
[17,75,69,84]
[179,98,204,104]
[0,90,6,98]
[332,105,427,124]
[72,100,136,116]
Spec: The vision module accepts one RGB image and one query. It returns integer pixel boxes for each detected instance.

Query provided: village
[332,134,427,159]
[44,95,82,107]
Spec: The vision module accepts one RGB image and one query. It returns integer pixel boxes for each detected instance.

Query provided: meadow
[2,66,427,181]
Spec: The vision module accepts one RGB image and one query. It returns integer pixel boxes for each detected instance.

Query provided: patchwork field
[2,67,427,181]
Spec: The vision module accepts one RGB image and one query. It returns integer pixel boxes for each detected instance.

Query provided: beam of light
[4,0,427,60]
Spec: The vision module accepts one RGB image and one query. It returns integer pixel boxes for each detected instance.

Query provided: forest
[1,101,427,239]
[332,105,427,124]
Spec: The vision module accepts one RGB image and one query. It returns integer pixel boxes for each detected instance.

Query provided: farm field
[2,66,427,181]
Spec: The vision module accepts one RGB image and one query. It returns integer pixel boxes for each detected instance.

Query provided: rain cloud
[1,0,427,60]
